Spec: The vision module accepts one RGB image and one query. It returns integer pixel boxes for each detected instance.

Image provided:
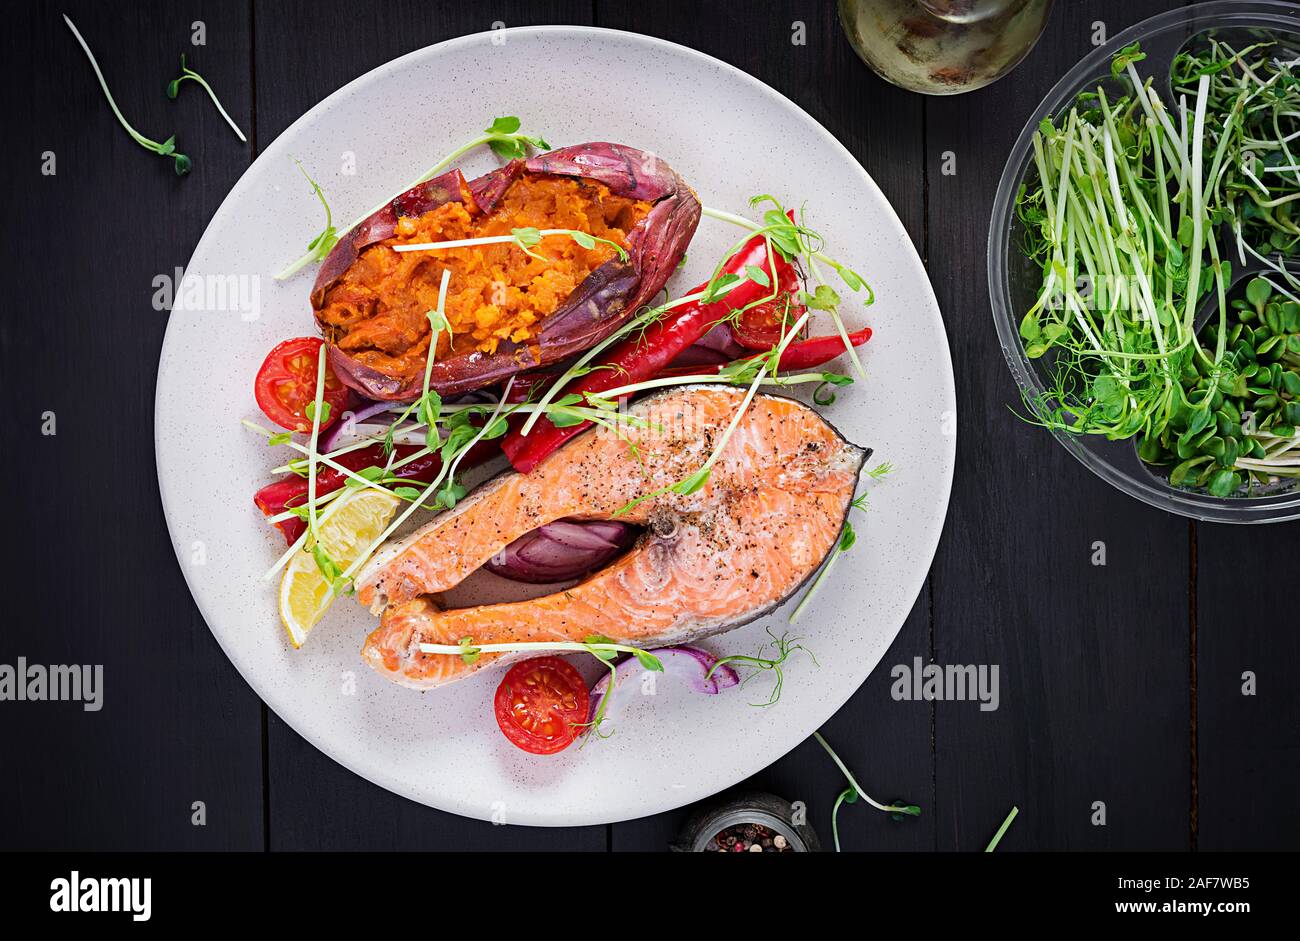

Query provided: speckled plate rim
[156,24,955,828]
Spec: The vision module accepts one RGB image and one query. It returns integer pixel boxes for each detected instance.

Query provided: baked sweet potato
[311,142,700,400]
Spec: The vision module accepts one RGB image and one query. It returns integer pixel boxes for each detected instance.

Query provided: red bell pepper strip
[652,326,874,381]
[501,227,802,474]
[253,440,493,544]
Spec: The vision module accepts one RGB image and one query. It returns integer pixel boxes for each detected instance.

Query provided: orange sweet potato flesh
[310,142,700,402]
[317,175,649,389]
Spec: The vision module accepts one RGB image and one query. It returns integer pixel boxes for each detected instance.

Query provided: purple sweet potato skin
[313,143,700,401]
[310,169,469,311]
[522,144,701,358]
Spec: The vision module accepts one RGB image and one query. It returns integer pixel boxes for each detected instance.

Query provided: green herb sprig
[63,15,191,175]
[275,116,549,279]
[611,306,815,517]
[702,197,873,382]
[166,53,246,143]
[984,805,1020,852]
[705,629,814,707]
[814,731,920,853]
[278,161,339,279]
[392,226,630,262]
[1015,39,1300,499]
[417,635,664,739]
[1142,276,1300,493]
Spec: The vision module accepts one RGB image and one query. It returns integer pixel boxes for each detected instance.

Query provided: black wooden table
[3,0,1296,852]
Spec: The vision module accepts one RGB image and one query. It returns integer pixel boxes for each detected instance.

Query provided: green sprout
[63,15,191,175]
[706,629,814,707]
[418,635,664,741]
[275,116,550,279]
[814,731,920,852]
[984,806,1020,852]
[166,53,246,143]
[277,161,338,279]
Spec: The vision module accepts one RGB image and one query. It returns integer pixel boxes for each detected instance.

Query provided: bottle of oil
[838,0,1053,95]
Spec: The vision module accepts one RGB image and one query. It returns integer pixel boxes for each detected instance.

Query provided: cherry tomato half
[732,295,805,350]
[254,337,350,433]
[493,656,590,755]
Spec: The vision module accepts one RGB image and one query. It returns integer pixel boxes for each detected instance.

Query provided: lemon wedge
[279,488,400,648]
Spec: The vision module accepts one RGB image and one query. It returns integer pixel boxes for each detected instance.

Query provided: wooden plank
[1197,524,1300,850]
[592,0,934,852]
[253,0,607,850]
[925,0,1192,851]
[0,0,262,849]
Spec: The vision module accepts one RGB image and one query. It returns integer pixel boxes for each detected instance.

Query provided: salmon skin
[356,385,868,690]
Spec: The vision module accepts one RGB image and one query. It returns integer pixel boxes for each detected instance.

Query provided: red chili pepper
[653,326,873,381]
[776,327,874,370]
[253,440,494,544]
[501,225,802,474]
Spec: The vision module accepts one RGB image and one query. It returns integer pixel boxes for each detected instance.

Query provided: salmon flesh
[356,385,868,689]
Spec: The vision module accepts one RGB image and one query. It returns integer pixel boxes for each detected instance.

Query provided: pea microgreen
[391,227,630,262]
[456,636,480,665]
[1017,39,1300,498]
[166,53,247,143]
[338,377,517,584]
[276,161,340,279]
[416,636,665,740]
[701,198,873,381]
[813,731,920,852]
[706,629,814,707]
[303,400,331,425]
[342,466,384,490]
[374,270,453,458]
[301,344,344,585]
[984,805,1020,852]
[813,371,854,405]
[743,264,771,288]
[612,308,814,517]
[1140,275,1300,492]
[275,116,550,279]
[801,284,842,311]
[1109,41,1146,78]
[483,115,550,160]
[63,15,191,175]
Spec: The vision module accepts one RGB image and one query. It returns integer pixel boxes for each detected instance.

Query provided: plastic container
[988,1,1300,523]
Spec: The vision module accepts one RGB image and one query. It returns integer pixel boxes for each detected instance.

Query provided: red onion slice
[484,519,637,584]
[318,398,395,452]
[587,644,741,725]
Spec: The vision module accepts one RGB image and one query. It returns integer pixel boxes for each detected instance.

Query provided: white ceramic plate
[156,26,955,827]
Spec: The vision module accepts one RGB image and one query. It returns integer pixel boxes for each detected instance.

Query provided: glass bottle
[838,0,1054,95]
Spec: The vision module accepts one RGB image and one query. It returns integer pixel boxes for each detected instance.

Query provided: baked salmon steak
[355,385,868,689]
